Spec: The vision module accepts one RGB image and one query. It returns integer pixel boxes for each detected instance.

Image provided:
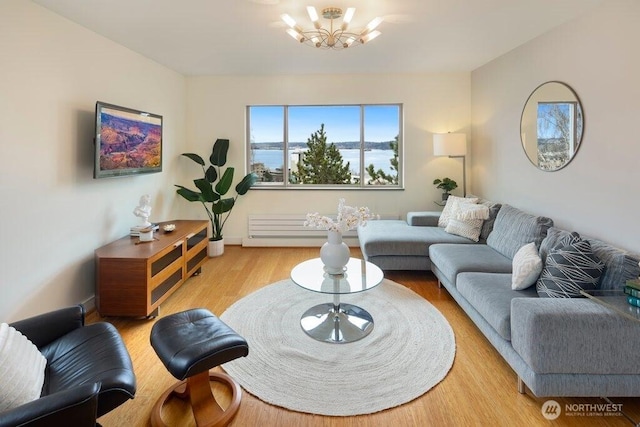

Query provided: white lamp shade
[433,133,467,156]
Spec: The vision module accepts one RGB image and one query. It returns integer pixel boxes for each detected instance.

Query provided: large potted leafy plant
[175,138,257,256]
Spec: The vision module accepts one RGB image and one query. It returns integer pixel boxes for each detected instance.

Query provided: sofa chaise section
[358,213,477,271]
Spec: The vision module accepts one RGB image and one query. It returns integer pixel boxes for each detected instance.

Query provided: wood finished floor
[89,246,640,427]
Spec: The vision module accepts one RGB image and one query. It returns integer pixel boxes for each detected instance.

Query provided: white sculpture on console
[133,194,152,227]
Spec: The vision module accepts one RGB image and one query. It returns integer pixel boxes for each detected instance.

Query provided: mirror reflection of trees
[521,81,584,172]
[536,102,583,171]
[537,102,582,170]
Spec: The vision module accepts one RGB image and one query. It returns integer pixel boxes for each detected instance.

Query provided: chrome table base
[300,301,374,344]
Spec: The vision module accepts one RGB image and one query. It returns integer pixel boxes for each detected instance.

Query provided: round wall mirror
[520,81,584,171]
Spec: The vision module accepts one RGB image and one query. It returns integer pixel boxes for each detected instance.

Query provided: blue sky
[537,103,570,139]
[249,105,399,143]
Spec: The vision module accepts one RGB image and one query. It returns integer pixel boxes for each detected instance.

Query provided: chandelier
[281,7,383,50]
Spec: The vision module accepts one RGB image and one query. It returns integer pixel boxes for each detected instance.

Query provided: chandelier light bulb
[360,30,381,44]
[364,17,383,34]
[341,7,355,30]
[286,28,304,42]
[343,36,356,48]
[343,8,355,24]
[281,6,383,50]
[307,6,319,23]
[281,13,296,28]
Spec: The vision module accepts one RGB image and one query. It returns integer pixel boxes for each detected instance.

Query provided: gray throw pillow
[536,239,605,298]
[479,201,502,241]
[587,238,640,290]
[465,194,502,241]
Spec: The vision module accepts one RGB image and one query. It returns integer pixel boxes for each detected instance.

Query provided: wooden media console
[95,220,208,317]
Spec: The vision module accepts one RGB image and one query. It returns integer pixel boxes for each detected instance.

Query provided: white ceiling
[32,0,603,76]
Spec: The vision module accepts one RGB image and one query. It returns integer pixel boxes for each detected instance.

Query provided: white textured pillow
[0,323,47,411]
[512,242,543,290]
[456,203,490,221]
[438,195,478,228]
[444,201,488,242]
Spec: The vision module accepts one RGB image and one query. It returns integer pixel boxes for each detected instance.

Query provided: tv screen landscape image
[94,101,163,178]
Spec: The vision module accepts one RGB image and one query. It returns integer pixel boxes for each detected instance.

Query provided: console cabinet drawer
[95,220,208,317]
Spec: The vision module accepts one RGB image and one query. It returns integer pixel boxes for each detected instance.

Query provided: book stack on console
[131,223,159,236]
[624,279,640,308]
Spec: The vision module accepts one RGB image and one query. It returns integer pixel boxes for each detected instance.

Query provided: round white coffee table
[290,257,384,344]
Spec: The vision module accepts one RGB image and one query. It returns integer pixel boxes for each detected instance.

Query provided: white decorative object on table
[305,199,376,275]
[133,194,152,227]
[138,227,154,242]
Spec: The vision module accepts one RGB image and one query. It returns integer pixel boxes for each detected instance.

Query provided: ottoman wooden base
[151,370,242,427]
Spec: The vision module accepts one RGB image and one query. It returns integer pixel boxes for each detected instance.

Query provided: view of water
[251,148,395,176]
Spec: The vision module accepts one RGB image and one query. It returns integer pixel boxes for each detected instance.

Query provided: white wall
[470,0,640,253]
[184,74,470,243]
[0,1,187,321]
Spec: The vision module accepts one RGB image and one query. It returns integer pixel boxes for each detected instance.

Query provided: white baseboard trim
[242,237,360,248]
[82,296,96,314]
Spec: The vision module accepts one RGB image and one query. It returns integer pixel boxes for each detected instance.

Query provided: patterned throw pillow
[536,239,605,298]
[512,242,543,290]
[557,231,581,248]
[437,195,478,228]
[538,229,581,263]
[444,201,489,242]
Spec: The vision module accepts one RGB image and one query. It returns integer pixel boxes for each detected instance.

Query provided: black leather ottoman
[150,308,248,427]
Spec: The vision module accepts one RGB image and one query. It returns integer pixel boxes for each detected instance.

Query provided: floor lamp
[433,133,467,197]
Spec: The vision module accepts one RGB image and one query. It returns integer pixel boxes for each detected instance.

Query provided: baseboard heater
[243,214,397,247]
[247,214,357,239]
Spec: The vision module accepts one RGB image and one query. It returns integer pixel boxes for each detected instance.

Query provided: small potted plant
[433,177,458,201]
[175,138,257,257]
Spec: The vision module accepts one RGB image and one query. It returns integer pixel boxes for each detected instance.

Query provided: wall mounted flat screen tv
[94,101,163,178]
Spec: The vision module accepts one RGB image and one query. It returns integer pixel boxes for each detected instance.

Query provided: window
[247,104,402,188]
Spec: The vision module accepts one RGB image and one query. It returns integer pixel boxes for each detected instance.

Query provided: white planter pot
[208,239,224,257]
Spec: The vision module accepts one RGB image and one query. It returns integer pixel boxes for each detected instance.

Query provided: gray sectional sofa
[357,201,640,397]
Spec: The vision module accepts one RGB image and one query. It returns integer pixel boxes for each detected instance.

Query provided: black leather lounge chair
[0,305,136,427]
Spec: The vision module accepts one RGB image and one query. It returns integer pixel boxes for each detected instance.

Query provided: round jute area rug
[219,279,455,416]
